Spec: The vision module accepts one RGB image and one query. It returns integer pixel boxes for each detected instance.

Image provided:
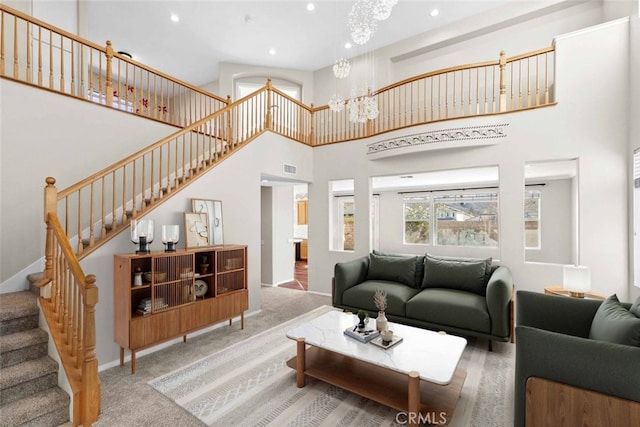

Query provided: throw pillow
[631,296,640,318]
[421,254,487,295]
[367,253,416,287]
[589,294,640,346]
[372,250,424,288]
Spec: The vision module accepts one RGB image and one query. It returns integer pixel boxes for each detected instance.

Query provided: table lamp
[563,265,590,298]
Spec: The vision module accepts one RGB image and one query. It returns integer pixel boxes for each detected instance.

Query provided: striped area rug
[148,305,514,426]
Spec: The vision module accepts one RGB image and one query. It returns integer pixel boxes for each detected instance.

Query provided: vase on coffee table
[376,311,388,332]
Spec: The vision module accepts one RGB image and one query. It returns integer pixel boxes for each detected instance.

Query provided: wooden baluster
[121,166,127,224]
[142,153,147,210]
[59,34,64,91]
[48,30,54,88]
[544,52,550,104]
[77,191,83,254]
[70,42,75,96]
[131,160,137,218]
[25,22,31,82]
[309,105,315,146]
[88,47,93,101]
[78,43,83,96]
[105,40,113,107]
[101,178,106,238]
[111,171,116,231]
[499,50,507,112]
[12,14,17,78]
[89,182,95,246]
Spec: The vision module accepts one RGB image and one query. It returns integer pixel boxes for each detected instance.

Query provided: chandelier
[372,0,398,21]
[348,0,398,45]
[348,0,377,45]
[347,90,379,123]
[328,94,345,112]
[333,58,351,79]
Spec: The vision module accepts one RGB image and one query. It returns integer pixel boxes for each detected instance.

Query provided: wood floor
[278,260,308,291]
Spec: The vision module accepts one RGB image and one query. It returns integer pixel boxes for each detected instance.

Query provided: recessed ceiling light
[344,42,352,49]
[306,3,315,12]
[269,48,276,55]
[170,13,179,23]
[430,9,439,17]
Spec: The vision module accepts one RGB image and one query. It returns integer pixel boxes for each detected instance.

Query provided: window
[403,197,430,244]
[435,192,498,247]
[524,190,541,249]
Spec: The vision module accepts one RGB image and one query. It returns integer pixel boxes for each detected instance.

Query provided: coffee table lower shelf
[286,343,466,426]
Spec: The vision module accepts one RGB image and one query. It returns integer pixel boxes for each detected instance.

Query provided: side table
[544,286,606,300]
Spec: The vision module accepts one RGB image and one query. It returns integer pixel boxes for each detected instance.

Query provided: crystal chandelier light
[333,58,351,79]
[372,0,398,21]
[328,94,345,112]
[347,89,379,123]
[348,0,377,45]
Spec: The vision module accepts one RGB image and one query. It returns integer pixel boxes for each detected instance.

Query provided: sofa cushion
[631,296,640,318]
[406,288,491,334]
[342,281,420,317]
[421,254,489,295]
[367,253,417,288]
[589,294,640,346]
[373,250,424,288]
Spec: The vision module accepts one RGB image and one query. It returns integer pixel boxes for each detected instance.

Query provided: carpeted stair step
[0,356,59,406]
[0,291,38,336]
[0,328,48,368]
[0,386,70,427]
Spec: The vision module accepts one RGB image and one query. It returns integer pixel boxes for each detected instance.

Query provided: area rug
[149,305,515,426]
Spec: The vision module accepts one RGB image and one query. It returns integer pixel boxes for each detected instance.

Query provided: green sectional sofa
[332,252,514,348]
[515,291,640,427]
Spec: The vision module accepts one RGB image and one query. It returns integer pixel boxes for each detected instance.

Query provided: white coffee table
[285,310,467,426]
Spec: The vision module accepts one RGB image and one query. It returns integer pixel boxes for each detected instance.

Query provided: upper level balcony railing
[0,4,228,127]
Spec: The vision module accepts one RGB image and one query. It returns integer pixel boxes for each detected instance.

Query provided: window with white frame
[403,197,430,244]
[434,192,498,247]
[524,190,541,249]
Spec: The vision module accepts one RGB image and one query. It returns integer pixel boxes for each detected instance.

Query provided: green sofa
[515,291,640,427]
[332,252,514,347]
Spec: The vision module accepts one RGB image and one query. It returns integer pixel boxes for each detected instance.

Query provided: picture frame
[184,212,210,248]
[191,199,224,246]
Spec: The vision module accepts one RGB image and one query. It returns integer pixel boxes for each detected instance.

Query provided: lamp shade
[563,265,590,297]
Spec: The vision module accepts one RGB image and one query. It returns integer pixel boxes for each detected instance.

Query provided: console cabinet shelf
[114,245,247,373]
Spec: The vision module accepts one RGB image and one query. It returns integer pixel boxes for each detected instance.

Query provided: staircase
[0,290,70,426]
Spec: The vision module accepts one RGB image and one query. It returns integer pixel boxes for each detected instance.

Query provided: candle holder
[131,219,154,254]
[162,225,180,252]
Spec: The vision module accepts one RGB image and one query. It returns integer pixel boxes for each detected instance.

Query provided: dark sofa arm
[516,290,602,338]
[514,325,640,427]
[485,266,513,338]
[332,256,369,306]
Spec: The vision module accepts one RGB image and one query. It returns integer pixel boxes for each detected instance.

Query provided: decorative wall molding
[366,123,509,157]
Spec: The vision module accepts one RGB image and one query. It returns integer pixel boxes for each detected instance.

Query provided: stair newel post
[44,178,57,285]
[105,40,114,108]
[499,50,507,112]
[265,78,273,130]
[81,274,101,426]
[309,104,315,146]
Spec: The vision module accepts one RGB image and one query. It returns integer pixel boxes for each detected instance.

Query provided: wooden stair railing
[35,210,100,426]
[52,83,281,259]
[0,4,228,127]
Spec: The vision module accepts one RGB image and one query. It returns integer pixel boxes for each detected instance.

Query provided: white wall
[308,19,631,300]
[0,80,178,285]
[629,11,640,300]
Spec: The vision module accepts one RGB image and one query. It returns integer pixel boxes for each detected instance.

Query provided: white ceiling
[85,0,516,86]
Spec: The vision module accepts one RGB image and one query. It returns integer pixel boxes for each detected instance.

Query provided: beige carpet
[149,305,515,426]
